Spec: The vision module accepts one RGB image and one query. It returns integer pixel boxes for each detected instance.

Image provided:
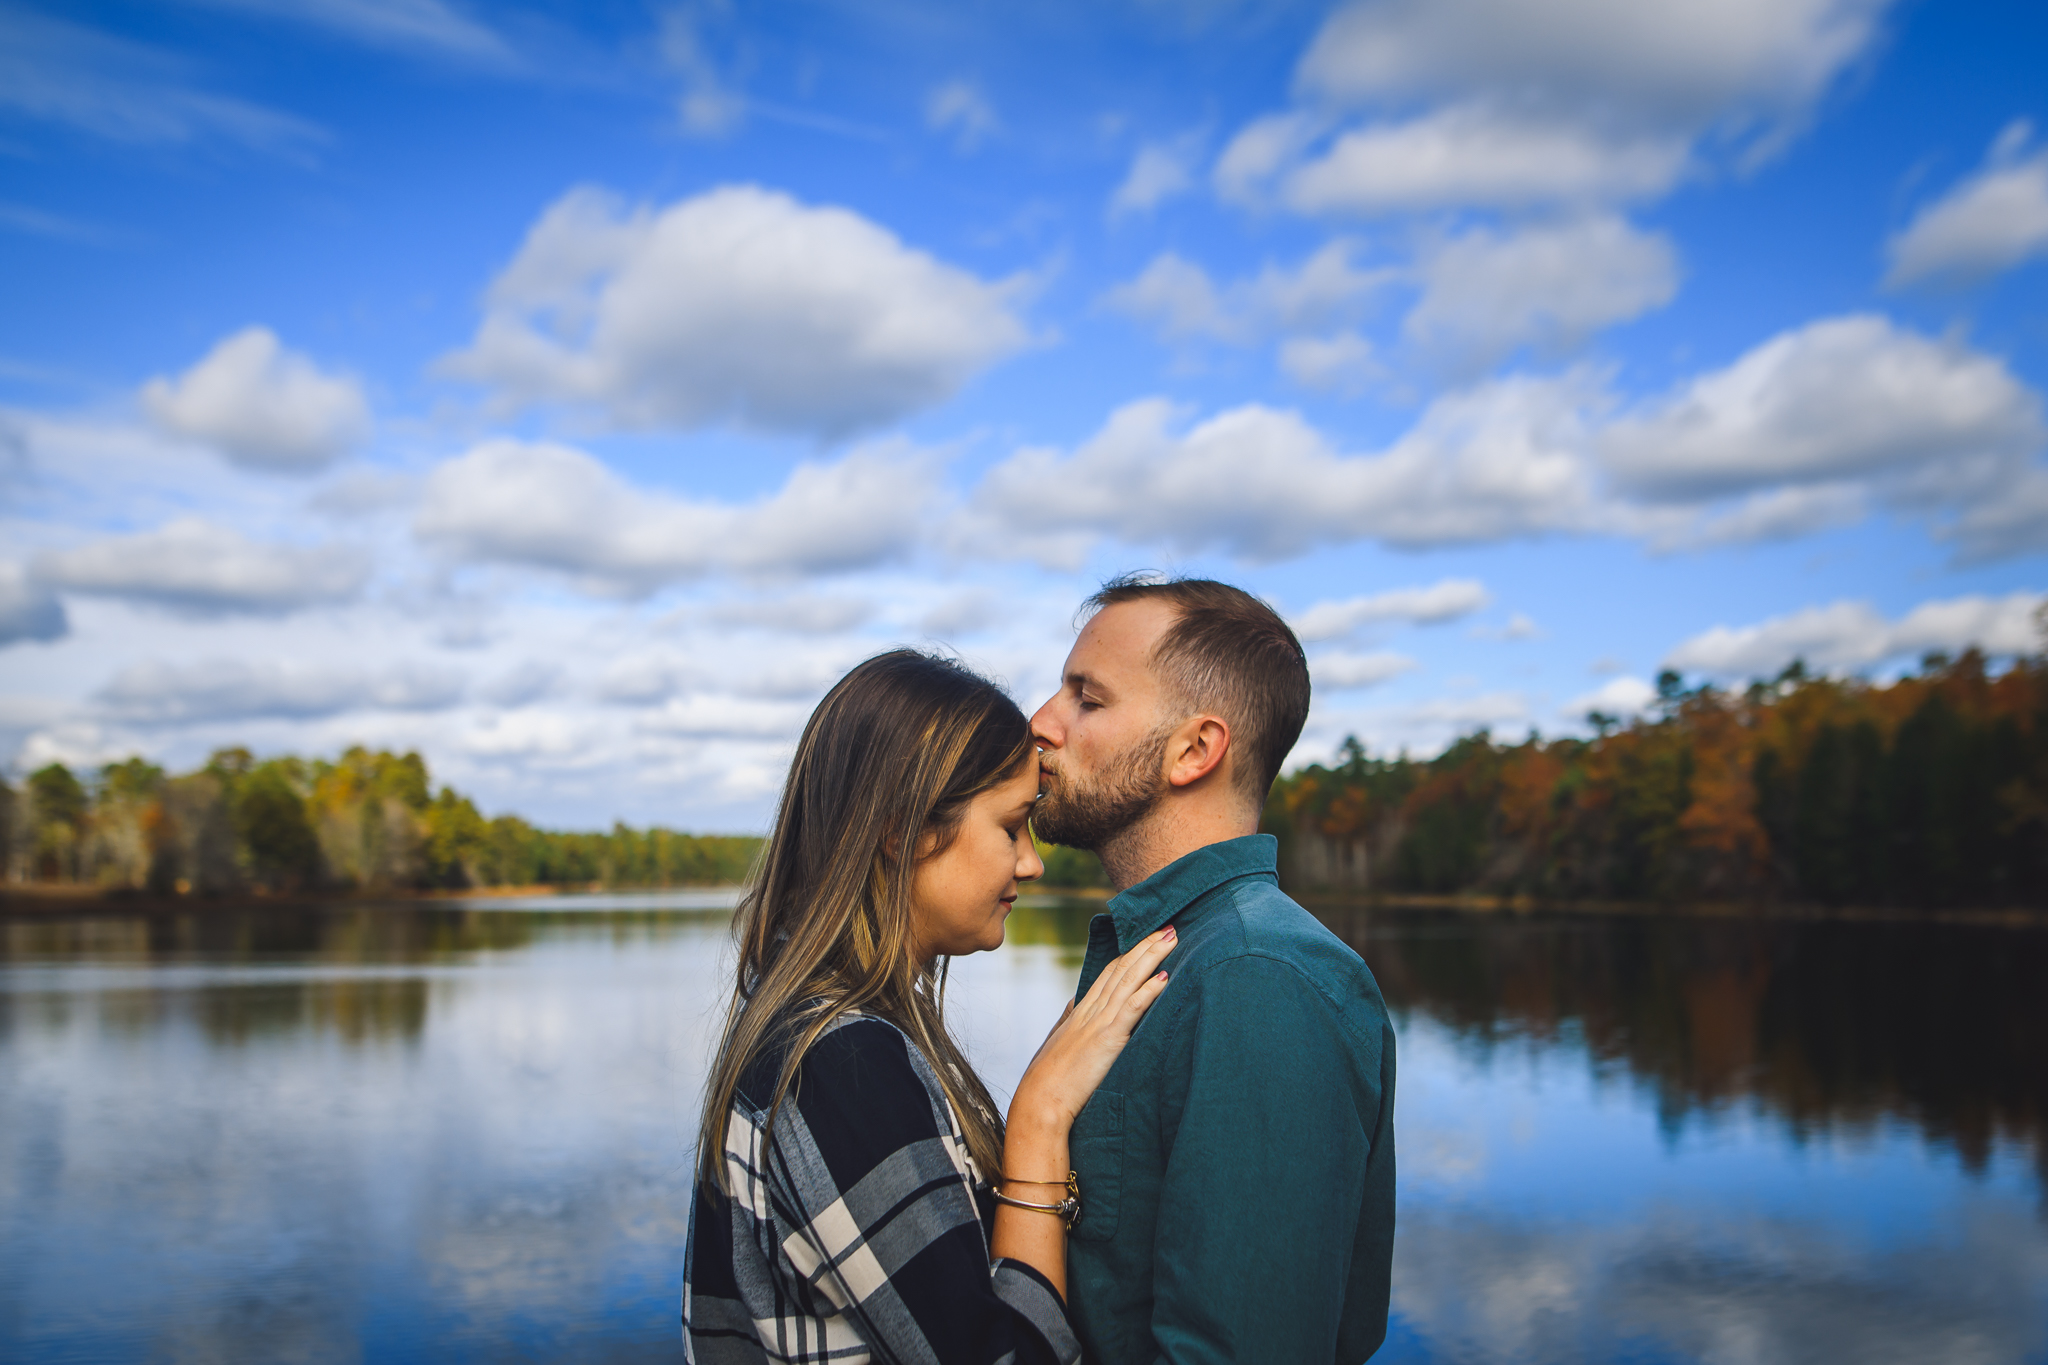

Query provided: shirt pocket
[1069,1088,1123,1243]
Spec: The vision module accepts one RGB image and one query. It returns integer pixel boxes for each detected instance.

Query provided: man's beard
[1033,724,1173,852]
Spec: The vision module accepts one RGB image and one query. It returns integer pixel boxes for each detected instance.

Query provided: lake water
[2,895,2044,1364]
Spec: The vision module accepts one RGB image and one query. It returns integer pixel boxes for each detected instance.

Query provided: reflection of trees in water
[1320,909,2048,1193]
[1004,899,1099,949]
[0,905,728,1048]
[191,979,431,1045]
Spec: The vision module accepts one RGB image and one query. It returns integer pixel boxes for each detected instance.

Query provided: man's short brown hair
[1085,573,1311,805]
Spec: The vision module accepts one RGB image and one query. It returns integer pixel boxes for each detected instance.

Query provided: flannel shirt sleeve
[763,1018,1080,1365]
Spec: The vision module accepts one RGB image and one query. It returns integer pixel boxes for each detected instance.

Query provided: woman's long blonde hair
[696,649,1033,1187]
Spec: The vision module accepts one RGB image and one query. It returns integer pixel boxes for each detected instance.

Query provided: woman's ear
[882,818,931,866]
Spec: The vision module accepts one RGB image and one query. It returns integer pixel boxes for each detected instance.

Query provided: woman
[683,649,1173,1364]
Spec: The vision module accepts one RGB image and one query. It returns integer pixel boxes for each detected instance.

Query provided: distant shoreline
[0,883,746,917]
[1292,888,2048,929]
[5,881,2041,927]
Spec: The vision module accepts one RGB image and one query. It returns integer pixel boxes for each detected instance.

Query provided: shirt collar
[1106,833,1280,951]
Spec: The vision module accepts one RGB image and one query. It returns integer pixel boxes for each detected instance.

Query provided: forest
[9,646,2045,909]
[1268,649,2048,911]
[1,745,760,895]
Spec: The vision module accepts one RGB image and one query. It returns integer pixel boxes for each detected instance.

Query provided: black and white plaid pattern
[684,1012,1080,1365]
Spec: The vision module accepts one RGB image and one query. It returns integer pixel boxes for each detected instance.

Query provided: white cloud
[1102,254,1234,341]
[414,438,932,594]
[918,588,1001,637]
[1664,591,2044,678]
[1296,0,1888,129]
[1311,649,1419,689]
[0,561,68,646]
[636,694,813,740]
[596,652,703,706]
[1103,240,1387,344]
[1599,314,2044,501]
[1941,468,2048,564]
[1279,330,1379,393]
[1667,483,1868,550]
[1401,691,1530,730]
[969,311,2048,566]
[599,648,854,708]
[441,185,1030,439]
[476,661,559,707]
[0,7,324,152]
[307,467,419,517]
[1111,137,1201,218]
[96,657,463,724]
[661,3,745,137]
[1294,579,1492,640]
[195,0,513,64]
[1280,106,1691,215]
[971,378,1601,567]
[141,327,371,472]
[33,518,370,616]
[1227,0,1893,218]
[704,593,874,634]
[14,719,140,773]
[1886,121,2048,288]
[1213,112,1323,206]
[1295,688,1532,767]
[1406,215,1679,365]
[1565,674,1656,718]
[926,80,998,152]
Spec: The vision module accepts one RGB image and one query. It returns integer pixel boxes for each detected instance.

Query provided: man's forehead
[1069,598,1176,679]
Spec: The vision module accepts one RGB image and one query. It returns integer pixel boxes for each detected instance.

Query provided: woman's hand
[1008,925,1177,1137]
[989,925,1174,1295]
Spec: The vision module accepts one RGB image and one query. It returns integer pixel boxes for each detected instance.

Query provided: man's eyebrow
[1067,669,1110,694]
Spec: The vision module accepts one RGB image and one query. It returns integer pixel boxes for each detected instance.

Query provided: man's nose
[1028,696,1061,747]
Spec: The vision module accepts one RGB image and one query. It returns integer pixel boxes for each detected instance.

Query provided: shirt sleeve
[1147,955,1382,1364]
[763,1019,1080,1365]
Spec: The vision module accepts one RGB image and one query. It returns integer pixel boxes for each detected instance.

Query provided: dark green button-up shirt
[1065,834,1395,1364]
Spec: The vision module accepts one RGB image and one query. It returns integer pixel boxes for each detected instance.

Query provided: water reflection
[2,897,2044,1364]
[1314,908,2048,1191]
[1,901,741,1051]
[1389,1198,2048,1365]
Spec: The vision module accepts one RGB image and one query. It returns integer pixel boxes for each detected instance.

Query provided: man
[1030,575,1395,1364]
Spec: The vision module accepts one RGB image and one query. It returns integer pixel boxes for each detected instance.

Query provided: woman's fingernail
[1156,970,1169,981]
[1162,926,1176,941]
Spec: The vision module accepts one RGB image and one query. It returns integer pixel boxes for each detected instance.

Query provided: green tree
[233,761,320,891]
[100,757,166,800]
[422,788,487,888]
[28,763,88,881]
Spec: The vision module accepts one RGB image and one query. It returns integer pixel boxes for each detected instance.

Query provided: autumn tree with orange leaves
[1267,649,2048,910]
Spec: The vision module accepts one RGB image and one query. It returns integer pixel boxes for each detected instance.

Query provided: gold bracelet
[993,1171,1081,1229]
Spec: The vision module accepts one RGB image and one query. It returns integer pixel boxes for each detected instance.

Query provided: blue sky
[3,0,2047,831]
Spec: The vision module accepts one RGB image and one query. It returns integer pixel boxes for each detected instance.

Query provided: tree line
[15,646,2036,908]
[1,746,760,895]
[1266,649,2048,911]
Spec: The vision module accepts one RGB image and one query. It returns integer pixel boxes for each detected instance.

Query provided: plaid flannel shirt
[684,1011,1080,1365]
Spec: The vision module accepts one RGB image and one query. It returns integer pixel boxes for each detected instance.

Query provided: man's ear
[1164,714,1231,789]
